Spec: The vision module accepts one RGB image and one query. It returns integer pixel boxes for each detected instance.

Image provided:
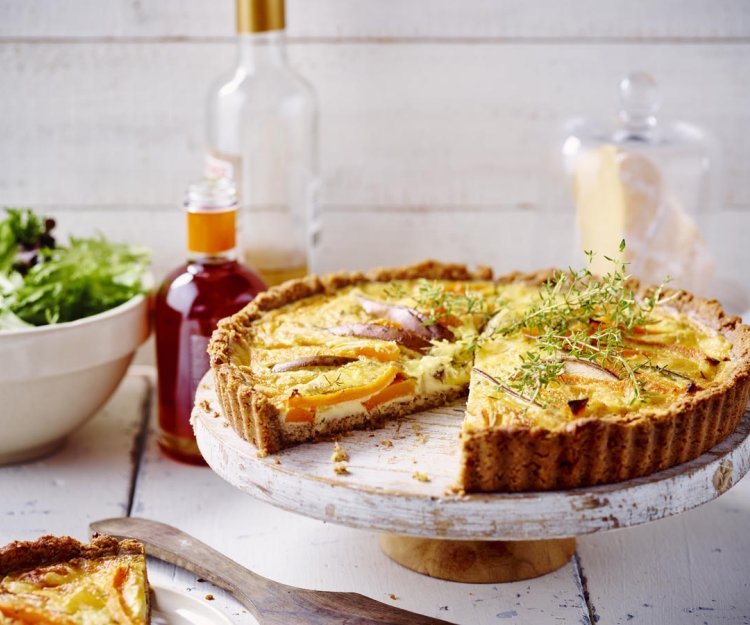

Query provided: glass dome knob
[618,72,660,129]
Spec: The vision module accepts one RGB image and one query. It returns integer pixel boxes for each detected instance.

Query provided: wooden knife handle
[90,517,455,625]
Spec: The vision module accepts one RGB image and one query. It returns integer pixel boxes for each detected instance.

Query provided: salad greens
[0,208,149,330]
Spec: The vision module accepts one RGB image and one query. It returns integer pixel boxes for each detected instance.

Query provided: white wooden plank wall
[1,1,749,294]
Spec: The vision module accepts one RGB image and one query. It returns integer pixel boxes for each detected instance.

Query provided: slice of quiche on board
[0,534,150,624]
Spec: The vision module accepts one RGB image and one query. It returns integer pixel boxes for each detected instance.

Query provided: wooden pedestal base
[379,534,577,583]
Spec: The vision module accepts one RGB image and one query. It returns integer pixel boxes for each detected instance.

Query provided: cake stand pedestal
[193,374,750,583]
[378,535,577,583]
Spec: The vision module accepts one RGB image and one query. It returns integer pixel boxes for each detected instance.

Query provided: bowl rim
[0,290,151,337]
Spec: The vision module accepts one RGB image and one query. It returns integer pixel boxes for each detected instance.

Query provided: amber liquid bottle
[155,177,266,464]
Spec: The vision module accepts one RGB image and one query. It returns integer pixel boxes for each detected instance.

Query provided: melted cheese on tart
[0,553,148,625]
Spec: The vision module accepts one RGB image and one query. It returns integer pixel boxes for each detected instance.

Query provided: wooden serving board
[193,374,750,541]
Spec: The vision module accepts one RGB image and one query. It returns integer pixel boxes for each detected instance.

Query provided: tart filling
[467,280,734,432]
[235,278,504,431]
[208,259,750,492]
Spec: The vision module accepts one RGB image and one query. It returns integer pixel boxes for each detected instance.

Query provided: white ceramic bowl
[0,294,151,464]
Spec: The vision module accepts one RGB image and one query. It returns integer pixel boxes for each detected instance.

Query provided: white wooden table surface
[2,367,749,625]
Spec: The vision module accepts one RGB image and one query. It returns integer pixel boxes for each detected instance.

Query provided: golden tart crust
[207,260,750,492]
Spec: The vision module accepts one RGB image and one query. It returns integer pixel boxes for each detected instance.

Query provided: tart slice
[208,259,750,492]
[0,534,150,624]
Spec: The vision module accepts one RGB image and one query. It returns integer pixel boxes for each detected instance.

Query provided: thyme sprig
[383,278,502,328]
[494,241,676,406]
[473,367,544,408]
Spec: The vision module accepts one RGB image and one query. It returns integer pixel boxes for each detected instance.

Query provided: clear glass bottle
[547,72,723,298]
[155,177,266,464]
[206,0,318,287]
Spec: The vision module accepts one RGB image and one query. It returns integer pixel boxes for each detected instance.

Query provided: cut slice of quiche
[0,534,150,624]
[208,260,750,492]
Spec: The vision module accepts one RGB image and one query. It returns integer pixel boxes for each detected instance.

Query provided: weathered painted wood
[193,375,750,540]
[1,0,748,41]
[576,473,750,624]
[1,42,749,209]
[0,374,148,543]
[132,376,590,624]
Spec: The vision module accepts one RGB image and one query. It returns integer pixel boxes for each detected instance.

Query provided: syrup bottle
[155,177,266,464]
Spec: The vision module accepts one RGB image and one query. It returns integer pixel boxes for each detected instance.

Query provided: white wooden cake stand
[193,374,750,583]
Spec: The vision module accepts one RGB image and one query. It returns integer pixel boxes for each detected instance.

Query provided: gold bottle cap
[236,0,285,33]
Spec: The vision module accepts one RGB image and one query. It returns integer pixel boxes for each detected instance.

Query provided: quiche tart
[0,534,150,624]
[208,260,750,492]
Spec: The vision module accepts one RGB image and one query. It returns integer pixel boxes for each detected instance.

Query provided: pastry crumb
[274,457,282,465]
[331,442,349,463]
[205,594,215,601]
[415,433,428,444]
[412,471,430,482]
[388,594,398,601]
[333,461,350,475]
[380,439,393,448]
[199,399,211,412]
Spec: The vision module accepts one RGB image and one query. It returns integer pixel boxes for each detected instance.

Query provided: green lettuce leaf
[7,236,150,326]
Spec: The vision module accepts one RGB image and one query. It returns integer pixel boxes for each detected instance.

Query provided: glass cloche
[546,72,724,300]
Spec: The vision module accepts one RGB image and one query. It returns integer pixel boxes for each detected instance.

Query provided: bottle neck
[236,31,287,69]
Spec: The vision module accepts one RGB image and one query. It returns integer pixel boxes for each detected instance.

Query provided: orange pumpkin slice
[362,378,416,411]
[332,341,401,362]
[288,362,400,409]
[285,406,316,423]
